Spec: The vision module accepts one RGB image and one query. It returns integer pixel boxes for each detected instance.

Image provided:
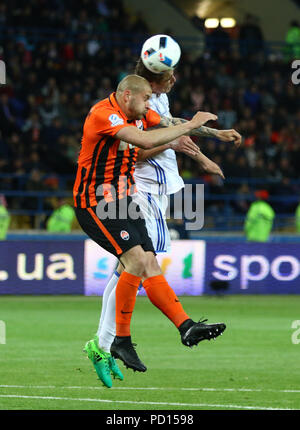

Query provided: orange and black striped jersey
[73,92,161,208]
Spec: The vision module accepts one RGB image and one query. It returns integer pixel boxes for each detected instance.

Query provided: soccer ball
[141,34,181,74]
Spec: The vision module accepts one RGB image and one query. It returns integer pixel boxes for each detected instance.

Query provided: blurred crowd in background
[0,0,299,227]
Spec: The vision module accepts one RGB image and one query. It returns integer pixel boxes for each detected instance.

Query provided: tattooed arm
[159,115,242,146]
[159,115,218,137]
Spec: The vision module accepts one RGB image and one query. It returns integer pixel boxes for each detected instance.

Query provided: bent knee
[143,252,162,279]
[120,246,147,277]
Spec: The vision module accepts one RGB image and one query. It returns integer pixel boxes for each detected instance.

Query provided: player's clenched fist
[216,129,242,147]
[190,111,218,129]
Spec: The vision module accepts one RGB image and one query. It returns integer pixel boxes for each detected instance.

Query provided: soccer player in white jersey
[84,58,241,387]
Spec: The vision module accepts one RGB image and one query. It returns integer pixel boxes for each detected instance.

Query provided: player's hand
[190,111,218,129]
[203,160,225,179]
[170,136,200,156]
[216,129,242,147]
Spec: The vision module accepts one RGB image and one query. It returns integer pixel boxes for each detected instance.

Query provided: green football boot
[83,337,112,388]
[107,354,124,381]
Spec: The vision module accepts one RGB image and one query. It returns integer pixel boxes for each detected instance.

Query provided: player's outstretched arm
[159,116,242,147]
[172,136,224,178]
[191,149,225,179]
[165,135,224,178]
[115,111,217,150]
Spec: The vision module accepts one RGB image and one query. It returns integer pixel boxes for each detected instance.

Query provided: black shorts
[75,197,155,258]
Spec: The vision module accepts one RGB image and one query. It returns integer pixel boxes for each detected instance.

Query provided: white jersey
[133,93,184,195]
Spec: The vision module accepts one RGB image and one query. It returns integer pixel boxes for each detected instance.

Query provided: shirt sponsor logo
[109,114,124,127]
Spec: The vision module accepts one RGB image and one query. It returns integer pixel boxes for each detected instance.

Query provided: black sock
[114,335,131,343]
[178,319,194,336]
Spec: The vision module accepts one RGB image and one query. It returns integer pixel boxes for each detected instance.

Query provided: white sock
[96,271,119,352]
[98,285,117,352]
[97,275,143,353]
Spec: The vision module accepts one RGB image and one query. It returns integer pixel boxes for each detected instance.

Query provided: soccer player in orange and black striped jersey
[73,91,161,208]
[75,75,225,381]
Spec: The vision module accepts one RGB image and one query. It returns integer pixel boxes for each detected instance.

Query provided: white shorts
[132,191,171,253]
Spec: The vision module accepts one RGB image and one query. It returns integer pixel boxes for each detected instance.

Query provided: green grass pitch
[0,295,299,410]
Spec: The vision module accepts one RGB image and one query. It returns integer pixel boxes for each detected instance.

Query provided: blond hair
[135,58,173,84]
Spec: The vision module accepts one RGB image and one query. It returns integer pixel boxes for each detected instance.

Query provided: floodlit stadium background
[0,0,300,294]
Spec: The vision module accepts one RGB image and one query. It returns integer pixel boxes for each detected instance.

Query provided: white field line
[0,394,294,410]
[0,385,300,394]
